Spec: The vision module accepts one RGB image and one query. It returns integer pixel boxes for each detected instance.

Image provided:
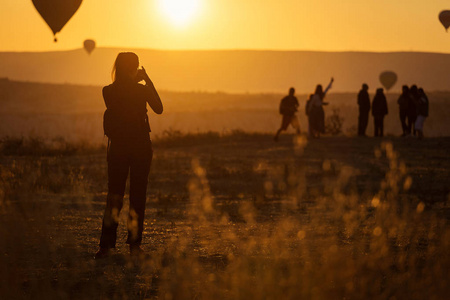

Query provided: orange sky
[1,0,450,53]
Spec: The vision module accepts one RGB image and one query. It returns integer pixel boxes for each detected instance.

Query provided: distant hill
[2,48,450,93]
[1,48,450,93]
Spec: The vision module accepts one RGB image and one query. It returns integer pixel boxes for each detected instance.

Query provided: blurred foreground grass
[0,132,449,299]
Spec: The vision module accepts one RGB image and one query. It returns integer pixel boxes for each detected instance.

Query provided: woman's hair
[315,85,324,99]
[111,52,139,82]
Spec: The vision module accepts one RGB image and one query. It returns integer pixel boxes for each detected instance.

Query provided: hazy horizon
[1,48,450,93]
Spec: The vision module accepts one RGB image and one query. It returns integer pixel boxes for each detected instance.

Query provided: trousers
[99,136,153,248]
[373,116,384,137]
[399,110,408,135]
[358,111,369,136]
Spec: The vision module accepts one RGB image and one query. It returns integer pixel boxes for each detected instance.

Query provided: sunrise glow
[157,0,200,27]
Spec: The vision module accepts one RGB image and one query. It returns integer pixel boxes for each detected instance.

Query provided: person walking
[397,85,410,137]
[415,88,429,139]
[308,77,334,138]
[95,52,163,259]
[357,83,370,136]
[274,87,301,141]
[371,88,388,137]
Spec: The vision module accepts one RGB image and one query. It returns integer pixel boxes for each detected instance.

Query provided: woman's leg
[400,110,408,135]
[99,141,130,249]
[127,140,153,247]
[290,115,301,134]
[380,116,384,137]
[373,117,378,136]
[99,193,125,249]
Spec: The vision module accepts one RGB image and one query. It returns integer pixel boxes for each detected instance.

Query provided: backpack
[103,108,118,138]
[305,100,311,116]
[103,108,150,139]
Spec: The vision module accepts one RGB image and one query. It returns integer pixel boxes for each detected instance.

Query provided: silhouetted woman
[307,77,334,138]
[372,88,388,137]
[95,52,163,259]
[397,85,410,137]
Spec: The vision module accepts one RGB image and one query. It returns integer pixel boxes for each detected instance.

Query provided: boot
[130,245,145,257]
[94,247,110,260]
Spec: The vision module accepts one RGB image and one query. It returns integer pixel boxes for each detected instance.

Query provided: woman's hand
[136,67,152,84]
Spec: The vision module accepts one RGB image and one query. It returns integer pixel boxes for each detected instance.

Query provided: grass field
[0,132,449,299]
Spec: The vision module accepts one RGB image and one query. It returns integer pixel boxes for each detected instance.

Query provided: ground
[0,133,449,299]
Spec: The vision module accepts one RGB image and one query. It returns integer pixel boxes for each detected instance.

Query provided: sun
[158,0,201,27]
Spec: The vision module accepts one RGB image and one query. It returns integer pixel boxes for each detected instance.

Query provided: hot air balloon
[83,39,96,54]
[32,0,83,42]
[379,71,397,91]
[439,10,450,32]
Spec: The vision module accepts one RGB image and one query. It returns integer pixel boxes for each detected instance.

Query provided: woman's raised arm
[140,67,163,114]
[323,77,334,96]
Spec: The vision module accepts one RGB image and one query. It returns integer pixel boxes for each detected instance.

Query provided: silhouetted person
[372,88,388,137]
[357,83,370,136]
[307,77,334,138]
[415,88,429,139]
[397,85,410,137]
[95,52,163,259]
[408,85,419,136]
[274,87,300,141]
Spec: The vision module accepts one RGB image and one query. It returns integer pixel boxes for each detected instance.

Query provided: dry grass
[0,132,449,299]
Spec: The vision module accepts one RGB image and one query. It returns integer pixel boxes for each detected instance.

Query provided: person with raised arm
[307,77,334,138]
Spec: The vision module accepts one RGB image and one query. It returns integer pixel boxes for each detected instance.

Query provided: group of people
[274,77,334,141]
[357,84,388,137]
[357,84,429,138]
[274,80,430,140]
[396,85,429,138]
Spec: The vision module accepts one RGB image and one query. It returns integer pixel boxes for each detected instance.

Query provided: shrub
[325,108,345,135]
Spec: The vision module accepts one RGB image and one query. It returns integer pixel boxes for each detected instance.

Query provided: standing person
[371,88,388,137]
[95,52,163,259]
[274,87,301,141]
[308,77,334,138]
[357,83,371,136]
[415,88,429,139]
[409,85,419,136]
[397,85,410,137]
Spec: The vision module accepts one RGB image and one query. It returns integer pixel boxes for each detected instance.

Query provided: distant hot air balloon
[379,71,397,91]
[439,10,450,32]
[83,39,96,54]
[32,0,83,42]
